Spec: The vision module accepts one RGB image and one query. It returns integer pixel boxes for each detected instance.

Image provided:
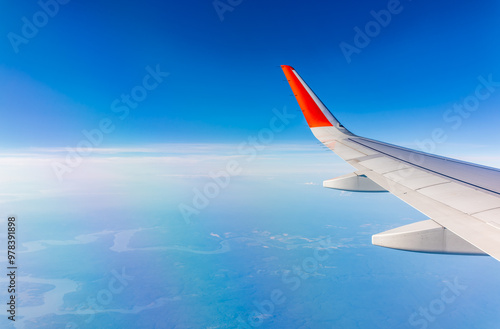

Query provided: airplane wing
[281,65,500,261]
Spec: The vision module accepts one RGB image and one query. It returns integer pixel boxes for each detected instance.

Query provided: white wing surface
[282,65,500,261]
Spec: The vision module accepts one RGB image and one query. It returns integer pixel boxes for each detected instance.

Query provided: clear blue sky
[1,0,500,152]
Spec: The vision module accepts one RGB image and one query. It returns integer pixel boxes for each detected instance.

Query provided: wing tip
[280,65,338,129]
[281,65,295,71]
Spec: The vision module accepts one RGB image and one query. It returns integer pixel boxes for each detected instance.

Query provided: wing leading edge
[281,65,500,261]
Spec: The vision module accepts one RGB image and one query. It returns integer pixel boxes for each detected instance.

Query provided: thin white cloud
[0,142,497,205]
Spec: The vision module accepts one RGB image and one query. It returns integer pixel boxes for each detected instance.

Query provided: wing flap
[323,172,387,192]
[373,219,486,255]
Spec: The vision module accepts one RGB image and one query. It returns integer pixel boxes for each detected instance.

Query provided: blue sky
[1,0,500,151]
[1,1,500,328]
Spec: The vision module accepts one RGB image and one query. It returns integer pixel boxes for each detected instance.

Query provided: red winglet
[281,65,334,128]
